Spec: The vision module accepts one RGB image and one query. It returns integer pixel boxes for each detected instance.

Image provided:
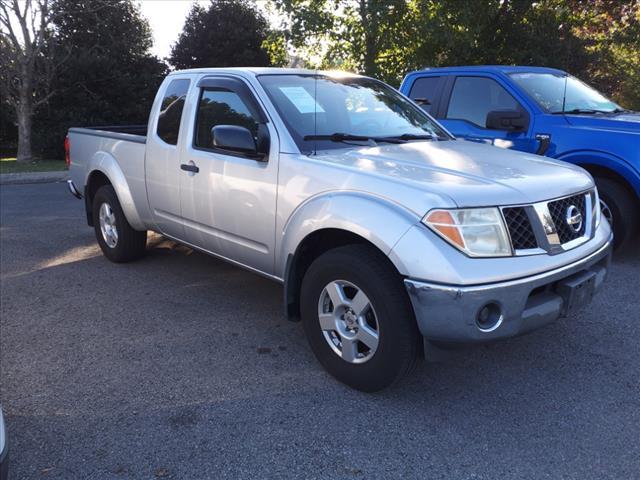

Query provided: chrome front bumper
[404,236,613,343]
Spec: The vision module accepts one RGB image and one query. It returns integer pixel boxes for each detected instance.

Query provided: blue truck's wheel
[300,244,420,392]
[595,177,638,250]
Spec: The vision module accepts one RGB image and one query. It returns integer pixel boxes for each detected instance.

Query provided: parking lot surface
[1,183,639,479]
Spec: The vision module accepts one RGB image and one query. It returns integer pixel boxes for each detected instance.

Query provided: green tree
[568,0,640,109]
[0,0,60,162]
[169,0,274,69]
[275,0,639,108]
[274,0,412,82]
[35,0,166,158]
[406,0,590,81]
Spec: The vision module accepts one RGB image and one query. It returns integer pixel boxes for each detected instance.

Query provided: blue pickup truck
[400,66,640,248]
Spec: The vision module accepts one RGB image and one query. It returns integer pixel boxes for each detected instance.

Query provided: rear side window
[194,89,260,149]
[408,76,441,114]
[446,77,520,127]
[156,79,190,145]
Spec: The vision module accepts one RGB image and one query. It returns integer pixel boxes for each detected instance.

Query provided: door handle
[180,163,199,173]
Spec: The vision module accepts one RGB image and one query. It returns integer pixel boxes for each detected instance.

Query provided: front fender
[85,152,145,230]
[277,190,420,278]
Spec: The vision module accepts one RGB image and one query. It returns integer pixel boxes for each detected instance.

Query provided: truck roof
[168,67,363,77]
[406,65,566,76]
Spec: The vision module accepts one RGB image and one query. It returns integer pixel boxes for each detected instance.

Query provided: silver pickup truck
[67,68,612,391]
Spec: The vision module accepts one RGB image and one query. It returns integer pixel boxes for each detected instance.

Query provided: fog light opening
[476,302,503,332]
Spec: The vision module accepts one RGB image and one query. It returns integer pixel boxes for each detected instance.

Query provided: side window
[446,77,520,128]
[408,76,441,114]
[156,79,190,145]
[194,88,260,149]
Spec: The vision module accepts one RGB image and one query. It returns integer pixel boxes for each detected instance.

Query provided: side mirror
[212,125,259,156]
[486,110,527,131]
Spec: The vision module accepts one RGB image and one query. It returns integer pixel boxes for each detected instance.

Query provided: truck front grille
[500,189,595,256]
[502,207,538,250]
[547,193,587,243]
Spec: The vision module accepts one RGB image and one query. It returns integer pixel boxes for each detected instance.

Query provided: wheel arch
[84,170,111,226]
[84,152,145,230]
[279,192,419,320]
[580,163,638,200]
[558,150,640,200]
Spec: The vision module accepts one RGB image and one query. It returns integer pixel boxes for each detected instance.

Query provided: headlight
[423,207,512,257]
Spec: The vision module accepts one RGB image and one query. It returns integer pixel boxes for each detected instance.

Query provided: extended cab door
[412,74,538,153]
[178,76,278,274]
[145,77,192,239]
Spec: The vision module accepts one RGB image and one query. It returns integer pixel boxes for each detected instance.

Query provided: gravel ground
[1,182,639,479]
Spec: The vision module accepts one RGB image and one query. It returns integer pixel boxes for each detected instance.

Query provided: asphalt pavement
[1,182,639,479]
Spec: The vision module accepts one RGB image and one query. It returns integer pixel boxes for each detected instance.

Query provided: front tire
[595,177,638,250]
[92,185,147,263]
[300,245,420,392]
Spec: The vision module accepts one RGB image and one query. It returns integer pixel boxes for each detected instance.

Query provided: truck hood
[564,111,640,134]
[315,139,593,208]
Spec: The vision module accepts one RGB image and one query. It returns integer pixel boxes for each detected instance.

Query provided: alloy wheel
[317,280,379,364]
[99,202,118,248]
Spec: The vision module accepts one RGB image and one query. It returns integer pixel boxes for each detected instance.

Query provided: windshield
[257,74,450,152]
[510,72,621,114]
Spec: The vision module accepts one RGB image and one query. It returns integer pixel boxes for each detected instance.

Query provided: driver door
[179,76,279,275]
[440,75,538,153]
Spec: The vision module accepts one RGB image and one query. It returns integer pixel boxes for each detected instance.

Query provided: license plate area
[555,270,597,317]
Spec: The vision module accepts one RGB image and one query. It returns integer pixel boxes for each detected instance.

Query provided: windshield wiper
[384,133,439,141]
[611,108,630,114]
[553,108,605,115]
[303,133,407,145]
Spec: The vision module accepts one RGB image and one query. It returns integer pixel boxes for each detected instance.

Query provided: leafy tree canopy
[275,0,640,110]
[169,0,275,70]
[35,0,166,157]
[3,0,639,159]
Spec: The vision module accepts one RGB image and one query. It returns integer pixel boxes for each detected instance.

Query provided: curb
[0,171,68,185]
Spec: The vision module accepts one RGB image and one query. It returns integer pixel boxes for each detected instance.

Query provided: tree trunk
[359,0,377,77]
[16,94,33,163]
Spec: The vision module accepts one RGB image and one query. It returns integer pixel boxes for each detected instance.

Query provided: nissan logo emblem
[565,205,583,232]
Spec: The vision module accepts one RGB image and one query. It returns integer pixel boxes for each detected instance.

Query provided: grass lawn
[0,157,67,174]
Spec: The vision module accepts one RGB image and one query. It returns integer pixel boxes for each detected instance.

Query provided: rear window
[156,79,190,145]
[408,76,441,114]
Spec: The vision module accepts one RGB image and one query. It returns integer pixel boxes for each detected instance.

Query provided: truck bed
[68,124,147,143]
[67,125,150,227]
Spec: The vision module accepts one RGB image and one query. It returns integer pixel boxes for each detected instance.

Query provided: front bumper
[404,236,612,343]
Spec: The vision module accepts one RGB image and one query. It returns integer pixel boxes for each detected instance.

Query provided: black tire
[92,185,147,263]
[595,177,639,250]
[300,245,420,392]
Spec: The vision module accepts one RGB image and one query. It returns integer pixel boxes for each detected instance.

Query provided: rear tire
[92,185,147,263]
[300,245,420,392]
[595,177,638,250]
